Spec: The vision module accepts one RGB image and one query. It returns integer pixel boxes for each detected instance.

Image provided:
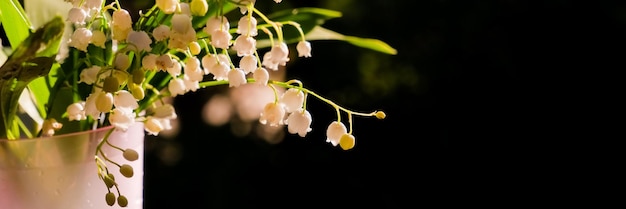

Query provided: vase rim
[0,125,116,141]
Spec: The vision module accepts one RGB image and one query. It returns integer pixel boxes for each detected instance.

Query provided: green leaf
[0,0,32,49]
[0,16,64,139]
[257,26,397,55]
[306,26,397,55]
[251,7,342,45]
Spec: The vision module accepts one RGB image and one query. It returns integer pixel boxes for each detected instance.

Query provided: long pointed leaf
[0,0,32,49]
[0,16,64,139]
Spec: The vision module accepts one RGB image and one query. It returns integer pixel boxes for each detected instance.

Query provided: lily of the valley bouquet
[0,0,394,207]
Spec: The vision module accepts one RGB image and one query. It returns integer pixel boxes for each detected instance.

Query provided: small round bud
[105,192,116,206]
[132,68,145,84]
[123,149,139,161]
[339,134,355,150]
[119,164,134,178]
[103,173,116,188]
[103,76,120,93]
[375,111,386,119]
[190,0,209,16]
[129,83,145,100]
[117,195,128,207]
[114,53,131,71]
[189,41,201,55]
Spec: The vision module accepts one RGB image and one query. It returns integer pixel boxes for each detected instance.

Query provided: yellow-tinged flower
[190,0,209,16]
[156,0,179,14]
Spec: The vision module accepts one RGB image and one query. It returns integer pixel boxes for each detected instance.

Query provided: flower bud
[114,53,131,71]
[190,0,209,16]
[375,111,386,119]
[123,149,139,161]
[132,68,145,84]
[189,41,201,55]
[105,192,116,206]
[339,133,355,150]
[103,173,116,188]
[117,195,128,207]
[119,164,134,178]
[103,76,120,93]
[95,92,114,113]
[129,83,145,100]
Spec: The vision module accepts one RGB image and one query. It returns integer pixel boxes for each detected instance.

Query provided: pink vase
[0,122,144,209]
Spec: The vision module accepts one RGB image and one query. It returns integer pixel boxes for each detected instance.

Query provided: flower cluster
[1,0,390,207]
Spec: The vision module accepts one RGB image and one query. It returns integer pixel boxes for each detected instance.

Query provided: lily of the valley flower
[259,102,285,126]
[326,121,348,146]
[286,109,313,137]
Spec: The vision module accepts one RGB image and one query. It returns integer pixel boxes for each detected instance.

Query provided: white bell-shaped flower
[210,30,232,49]
[79,65,101,84]
[168,77,186,96]
[326,121,347,146]
[109,108,135,131]
[153,104,177,119]
[184,57,202,81]
[168,60,182,77]
[112,9,132,41]
[84,91,101,119]
[83,0,103,10]
[67,7,87,25]
[41,119,63,137]
[259,102,285,126]
[67,102,87,121]
[142,53,158,71]
[126,30,152,52]
[69,27,92,52]
[261,52,277,71]
[296,41,312,57]
[144,116,164,136]
[171,13,192,34]
[156,54,174,71]
[239,55,257,74]
[280,88,305,113]
[208,60,230,81]
[113,90,139,110]
[228,68,247,87]
[204,16,229,34]
[183,74,200,92]
[253,67,269,86]
[233,35,256,57]
[286,109,312,137]
[236,15,258,36]
[152,25,170,41]
[269,42,290,65]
